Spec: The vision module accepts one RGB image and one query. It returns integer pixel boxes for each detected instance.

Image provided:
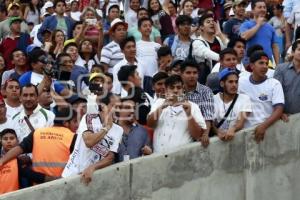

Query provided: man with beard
[2,79,22,119]
[213,68,252,141]
[12,84,55,142]
[240,0,279,65]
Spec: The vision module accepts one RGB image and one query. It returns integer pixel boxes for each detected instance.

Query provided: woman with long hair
[77,39,100,72]
[48,29,65,58]
[24,0,40,25]
[148,0,175,40]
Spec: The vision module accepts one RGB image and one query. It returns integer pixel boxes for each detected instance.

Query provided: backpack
[187,39,212,85]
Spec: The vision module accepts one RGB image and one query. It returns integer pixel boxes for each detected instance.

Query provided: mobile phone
[177,95,185,102]
[85,18,97,26]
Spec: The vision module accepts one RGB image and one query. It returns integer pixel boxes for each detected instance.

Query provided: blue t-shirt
[19,71,64,94]
[240,20,277,60]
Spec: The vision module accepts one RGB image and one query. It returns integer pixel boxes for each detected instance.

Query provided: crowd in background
[0,0,300,194]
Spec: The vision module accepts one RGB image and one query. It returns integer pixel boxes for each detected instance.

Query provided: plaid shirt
[186,83,215,121]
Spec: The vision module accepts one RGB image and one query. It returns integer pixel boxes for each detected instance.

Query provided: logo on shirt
[258,93,268,101]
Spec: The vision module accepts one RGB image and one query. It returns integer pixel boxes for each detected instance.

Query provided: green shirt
[127,26,161,42]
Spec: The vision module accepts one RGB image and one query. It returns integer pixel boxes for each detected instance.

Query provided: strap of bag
[216,94,239,128]
[24,116,35,132]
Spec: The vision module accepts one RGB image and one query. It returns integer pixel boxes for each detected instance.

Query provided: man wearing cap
[238,50,284,143]
[224,0,247,39]
[213,68,252,141]
[103,4,120,45]
[100,18,127,73]
[240,0,279,65]
[37,0,75,43]
[0,16,32,69]
[0,108,78,183]
[164,15,192,61]
[0,3,28,40]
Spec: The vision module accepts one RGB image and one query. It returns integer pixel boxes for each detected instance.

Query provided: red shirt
[0,35,32,70]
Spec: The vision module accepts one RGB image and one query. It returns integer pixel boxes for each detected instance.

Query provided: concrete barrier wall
[1,114,300,200]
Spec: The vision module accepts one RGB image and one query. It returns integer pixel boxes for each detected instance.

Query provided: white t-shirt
[238,74,285,128]
[31,24,42,47]
[136,40,161,77]
[5,103,23,120]
[211,63,246,73]
[287,4,300,39]
[70,11,81,21]
[213,93,252,131]
[124,8,137,28]
[0,118,14,132]
[151,98,206,153]
[62,114,123,177]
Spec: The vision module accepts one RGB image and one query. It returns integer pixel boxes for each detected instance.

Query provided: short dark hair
[54,108,78,125]
[152,72,168,84]
[91,64,105,72]
[199,13,214,26]
[249,50,269,63]
[138,17,152,28]
[157,46,172,59]
[10,48,25,60]
[227,37,246,49]
[108,4,120,13]
[137,7,148,15]
[247,44,263,57]
[251,0,266,10]
[54,0,66,8]
[119,36,136,50]
[74,21,83,29]
[118,65,137,83]
[28,49,47,65]
[57,52,71,64]
[0,128,17,139]
[3,79,20,90]
[20,83,39,96]
[175,15,192,27]
[105,72,113,82]
[180,59,199,72]
[292,40,300,52]
[63,42,78,52]
[165,75,183,88]
[220,48,237,60]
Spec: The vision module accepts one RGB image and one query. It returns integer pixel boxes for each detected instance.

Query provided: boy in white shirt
[213,68,252,141]
[238,50,284,143]
[147,75,207,153]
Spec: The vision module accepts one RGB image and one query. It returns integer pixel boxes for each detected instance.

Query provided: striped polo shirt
[100,41,124,73]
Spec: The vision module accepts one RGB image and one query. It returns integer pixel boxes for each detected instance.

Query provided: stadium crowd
[0,0,300,194]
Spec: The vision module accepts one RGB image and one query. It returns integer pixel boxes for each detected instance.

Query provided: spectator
[103,5,120,45]
[62,95,123,186]
[274,40,300,118]
[191,13,228,76]
[240,0,280,65]
[112,37,144,95]
[127,8,162,44]
[48,29,65,58]
[147,75,206,153]
[207,48,239,93]
[0,3,29,40]
[3,79,22,119]
[31,12,52,47]
[0,17,32,69]
[169,59,183,75]
[12,84,55,142]
[1,49,28,85]
[0,109,78,184]
[238,51,284,142]
[224,0,247,39]
[152,71,168,101]
[285,1,300,49]
[100,18,127,73]
[116,98,152,162]
[0,96,13,131]
[124,0,141,28]
[77,39,100,72]
[70,0,81,21]
[213,68,252,141]
[0,4,7,22]
[164,15,192,60]
[167,2,178,32]
[104,72,113,92]
[180,59,213,145]
[157,46,173,72]
[37,0,75,43]
[136,18,161,95]
[23,0,41,26]
[147,0,175,39]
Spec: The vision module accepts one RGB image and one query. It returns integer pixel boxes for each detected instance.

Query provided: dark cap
[219,68,239,81]
[9,16,22,26]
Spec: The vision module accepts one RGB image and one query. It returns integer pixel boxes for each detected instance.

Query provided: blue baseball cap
[219,68,239,82]
[26,44,40,55]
